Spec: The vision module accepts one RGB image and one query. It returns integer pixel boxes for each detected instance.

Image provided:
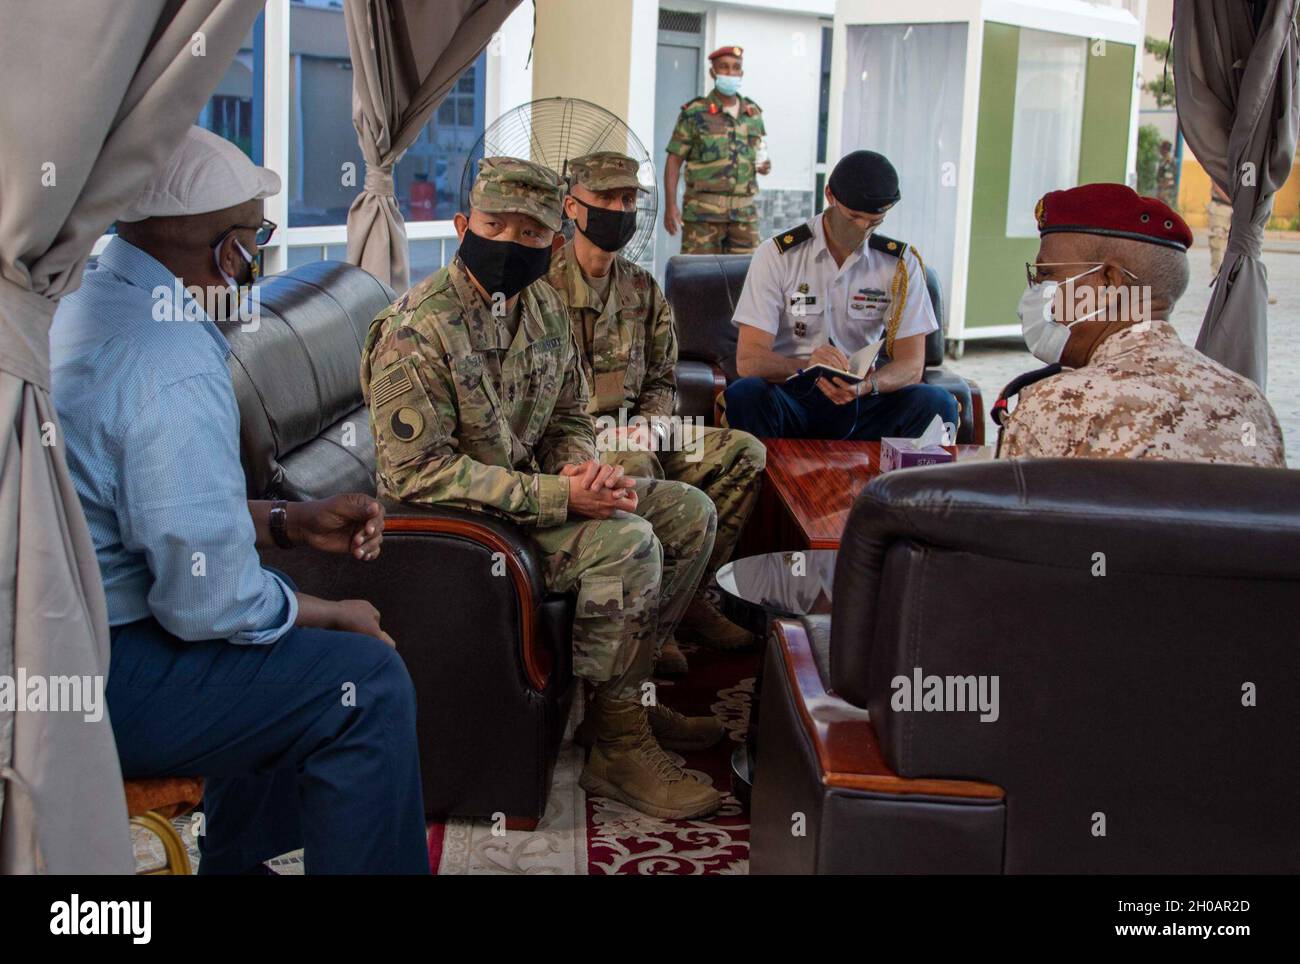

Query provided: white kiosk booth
[826,0,1145,354]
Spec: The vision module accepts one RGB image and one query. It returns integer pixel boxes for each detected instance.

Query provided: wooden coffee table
[737,439,986,554]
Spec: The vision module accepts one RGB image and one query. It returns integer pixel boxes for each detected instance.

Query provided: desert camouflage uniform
[667,88,765,254]
[547,237,766,575]
[999,319,1285,466]
[1208,195,1233,275]
[361,159,715,692]
[1156,156,1178,209]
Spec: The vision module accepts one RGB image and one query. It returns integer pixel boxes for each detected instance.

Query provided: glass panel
[287,246,323,269]
[288,2,486,226]
[325,243,348,261]
[198,16,264,162]
[410,239,454,286]
[842,23,968,314]
[1005,29,1088,237]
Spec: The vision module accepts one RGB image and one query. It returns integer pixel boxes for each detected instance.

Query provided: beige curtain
[344,0,524,293]
[0,0,264,874]
[1174,0,1300,389]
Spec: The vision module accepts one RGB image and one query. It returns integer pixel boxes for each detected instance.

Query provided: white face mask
[214,238,256,290]
[1017,265,1108,364]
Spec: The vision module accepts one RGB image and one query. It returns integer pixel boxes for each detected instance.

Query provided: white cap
[118,125,280,222]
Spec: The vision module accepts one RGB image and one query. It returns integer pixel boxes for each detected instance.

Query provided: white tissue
[899,414,952,450]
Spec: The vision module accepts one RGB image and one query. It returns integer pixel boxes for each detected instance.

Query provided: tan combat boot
[648,701,725,751]
[579,698,724,819]
[654,637,689,678]
[676,593,755,651]
[574,695,723,753]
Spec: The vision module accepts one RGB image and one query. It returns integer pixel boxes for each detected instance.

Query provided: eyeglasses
[210,218,277,249]
[1026,261,1140,285]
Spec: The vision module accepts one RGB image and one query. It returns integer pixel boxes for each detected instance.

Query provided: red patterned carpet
[135,644,758,875]
[428,641,761,875]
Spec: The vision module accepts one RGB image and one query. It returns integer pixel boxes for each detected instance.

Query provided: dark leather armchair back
[665,254,749,383]
[665,252,947,374]
[830,458,1300,872]
[219,261,394,500]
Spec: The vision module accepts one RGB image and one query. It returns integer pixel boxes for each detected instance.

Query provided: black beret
[828,150,900,214]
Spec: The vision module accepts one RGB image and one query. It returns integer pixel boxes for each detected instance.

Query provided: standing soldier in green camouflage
[663,45,770,255]
[548,151,767,678]
[361,157,725,820]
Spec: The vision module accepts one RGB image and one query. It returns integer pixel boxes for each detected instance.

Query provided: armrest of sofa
[771,617,1004,801]
[674,359,727,427]
[922,367,984,445]
[259,499,558,692]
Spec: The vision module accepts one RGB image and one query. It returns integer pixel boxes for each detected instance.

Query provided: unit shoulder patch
[773,223,812,254]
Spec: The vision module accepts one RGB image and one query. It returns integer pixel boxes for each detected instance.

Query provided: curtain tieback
[364,165,396,196]
[0,278,56,389]
[1225,224,1263,261]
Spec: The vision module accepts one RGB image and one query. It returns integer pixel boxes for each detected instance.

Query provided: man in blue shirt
[51,127,427,873]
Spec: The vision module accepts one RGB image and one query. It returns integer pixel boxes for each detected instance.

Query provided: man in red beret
[663,44,770,254]
[998,183,1284,466]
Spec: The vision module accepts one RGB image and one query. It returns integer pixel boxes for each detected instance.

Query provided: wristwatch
[269,500,294,549]
[869,374,880,397]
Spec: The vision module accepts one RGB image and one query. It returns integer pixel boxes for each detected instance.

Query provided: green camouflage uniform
[361,156,716,696]
[548,168,766,576]
[667,87,765,255]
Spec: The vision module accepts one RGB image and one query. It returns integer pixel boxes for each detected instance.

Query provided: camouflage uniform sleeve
[369,323,569,527]
[535,326,597,474]
[665,106,695,158]
[636,281,678,418]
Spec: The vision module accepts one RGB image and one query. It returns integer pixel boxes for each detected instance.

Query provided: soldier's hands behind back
[664,204,682,236]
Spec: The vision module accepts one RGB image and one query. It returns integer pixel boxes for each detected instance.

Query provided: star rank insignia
[886,241,898,252]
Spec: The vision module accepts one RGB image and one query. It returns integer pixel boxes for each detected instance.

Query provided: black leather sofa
[221,261,575,822]
[664,253,983,443]
[749,457,1300,873]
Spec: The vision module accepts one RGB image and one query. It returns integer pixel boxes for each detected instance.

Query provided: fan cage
[456,97,659,265]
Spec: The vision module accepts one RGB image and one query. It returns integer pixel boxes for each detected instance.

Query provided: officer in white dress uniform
[723,151,957,440]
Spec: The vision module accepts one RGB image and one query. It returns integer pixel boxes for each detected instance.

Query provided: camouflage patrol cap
[567,151,649,194]
[470,156,564,231]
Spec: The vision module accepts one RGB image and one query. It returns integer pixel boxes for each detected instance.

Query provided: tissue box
[879,438,955,472]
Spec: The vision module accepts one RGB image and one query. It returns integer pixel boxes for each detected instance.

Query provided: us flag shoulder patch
[371,362,415,408]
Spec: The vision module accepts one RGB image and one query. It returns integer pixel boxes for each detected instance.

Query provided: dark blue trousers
[723,376,959,441]
[108,617,429,874]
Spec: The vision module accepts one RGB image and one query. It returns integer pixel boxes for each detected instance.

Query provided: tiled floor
[944,230,1300,467]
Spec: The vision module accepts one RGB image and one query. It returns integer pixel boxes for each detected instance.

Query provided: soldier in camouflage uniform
[1155,140,1178,209]
[361,157,726,820]
[999,183,1285,466]
[663,45,769,255]
[547,151,768,677]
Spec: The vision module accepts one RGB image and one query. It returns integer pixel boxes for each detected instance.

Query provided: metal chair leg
[131,811,192,875]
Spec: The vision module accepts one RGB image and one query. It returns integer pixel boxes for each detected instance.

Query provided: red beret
[1035,183,1193,251]
[708,45,743,61]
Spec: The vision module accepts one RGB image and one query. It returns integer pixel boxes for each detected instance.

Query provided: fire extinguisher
[410,172,435,221]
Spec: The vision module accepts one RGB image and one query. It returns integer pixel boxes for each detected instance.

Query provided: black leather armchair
[664,253,983,443]
[750,458,1300,873]
[221,261,575,821]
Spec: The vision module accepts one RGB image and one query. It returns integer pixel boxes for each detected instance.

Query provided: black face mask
[572,198,638,253]
[457,228,552,300]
